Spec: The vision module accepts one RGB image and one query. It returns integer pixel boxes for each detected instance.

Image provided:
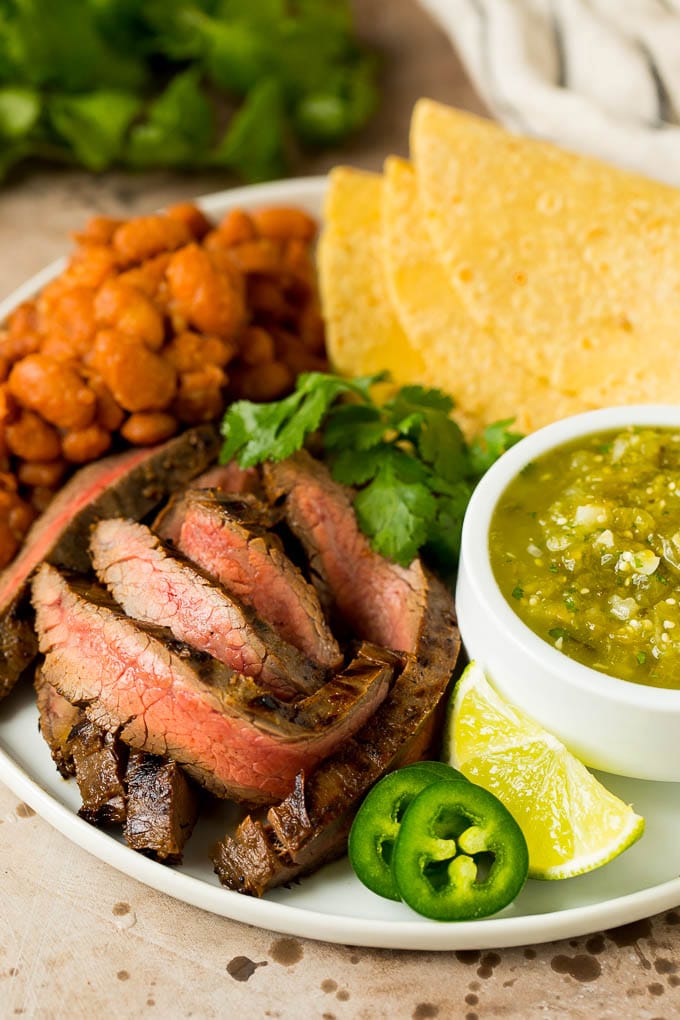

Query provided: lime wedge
[445,662,645,880]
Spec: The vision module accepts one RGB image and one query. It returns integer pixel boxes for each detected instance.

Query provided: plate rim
[2,174,679,951]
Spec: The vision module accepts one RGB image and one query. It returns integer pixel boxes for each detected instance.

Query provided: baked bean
[247,277,295,321]
[17,458,67,489]
[94,279,164,349]
[165,331,236,373]
[118,252,171,302]
[8,354,96,429]
[166,202,212,239]
[0,490,34,567]
[0,201,325,564]
[228,239,283,275]
[298,298,326,354]
[271,328,328,375]
[30,486,58,514]
[38,286,97,360]
[229,360,293,402]
[214,209,257,247]
[2,302,41,362]
[239,326,275,366]
[113,214,192,266]
[10,497,34,534]
[174,365,226,424]
[121,412,178,446]
[61,244,118,290]
[89,377,125,431]
[72,216,123,247]
[62,424,112,463]
[282,238,315,290]
[6,410,61,462]
[91,329,177,412]
[0,384,16,426]
[166,244,246,338]
[252,207,317,242]
[0,470,17,493]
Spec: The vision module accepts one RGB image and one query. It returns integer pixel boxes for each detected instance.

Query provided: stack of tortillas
[319,99,680,437]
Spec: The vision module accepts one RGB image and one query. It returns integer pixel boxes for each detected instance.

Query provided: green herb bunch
[221,372,521,574]
[0,0,377,183]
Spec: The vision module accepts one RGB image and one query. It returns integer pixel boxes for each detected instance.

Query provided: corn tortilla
[411,99,680,405]
[318,167,428,385]
[381,156,590,433]
[319,167,481,434]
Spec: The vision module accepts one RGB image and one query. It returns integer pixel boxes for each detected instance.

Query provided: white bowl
[456,404,680,782]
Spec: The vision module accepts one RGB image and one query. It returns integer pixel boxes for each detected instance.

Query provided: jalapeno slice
[348,762,467,901]
[392,780,529,921]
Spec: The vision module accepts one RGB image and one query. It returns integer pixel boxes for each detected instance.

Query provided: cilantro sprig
[0,0,377,184]
[220,372,522,573]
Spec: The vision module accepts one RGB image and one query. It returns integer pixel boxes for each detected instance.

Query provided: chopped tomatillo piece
[392,780,529,921]
[348,763,467,901]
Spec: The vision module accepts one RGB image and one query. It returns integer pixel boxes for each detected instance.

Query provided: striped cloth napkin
[421,0,680,185]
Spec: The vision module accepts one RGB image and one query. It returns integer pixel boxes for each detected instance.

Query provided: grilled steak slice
[90,518,320,699]
[212,570,459,895]
[124,750,199,863]
[162,490,342,671]
[0,425,219,700]
[34,665,83,778]
[32,565,394,804]
[264,451,428,653]
[153,460,261,544]
[68,716,128,825]
[191,460,261,495]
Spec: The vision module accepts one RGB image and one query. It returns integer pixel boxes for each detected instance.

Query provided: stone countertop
[1,1,679,1016]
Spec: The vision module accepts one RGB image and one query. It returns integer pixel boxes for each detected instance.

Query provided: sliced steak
[68,716,128,825]
[263,451,428,653]
[34,665,83,778]
[0,425,219,700]
[191,460,261,495]
[90,518,320,699]
[152,460,261,544]
[163,490,342,671]
[212,570,459,895]
[124,750,200,863]
[32,565,395,804]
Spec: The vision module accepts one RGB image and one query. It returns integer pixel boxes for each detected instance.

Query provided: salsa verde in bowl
[456,405,680,782]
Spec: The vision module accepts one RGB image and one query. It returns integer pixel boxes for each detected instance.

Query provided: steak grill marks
[212,568,459,895]
[0,426,220,699]
[264,451,428,653]
[162,489,343,671]
[32,565,394,804]
[90,517,322,700]
[21,447,459,889]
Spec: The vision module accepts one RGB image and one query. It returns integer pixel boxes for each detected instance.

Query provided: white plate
[1,177,680,952]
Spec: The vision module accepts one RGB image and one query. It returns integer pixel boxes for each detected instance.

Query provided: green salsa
[490,426,680,689]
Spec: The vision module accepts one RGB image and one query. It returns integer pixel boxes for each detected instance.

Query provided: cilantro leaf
[220,372,383,465]
[323,404,385,452]
[387,385,455,414]
[126,69,213,169]
[219,371,522,573]
[468,418,523,478]
[423,482,474,577]
[353,461,436,567]
[211,77,287,183]
[0,0,377,184]
[415,409,468,483]
[330,447,386,487]
[0,87,40,139]
[48,90,141,171]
